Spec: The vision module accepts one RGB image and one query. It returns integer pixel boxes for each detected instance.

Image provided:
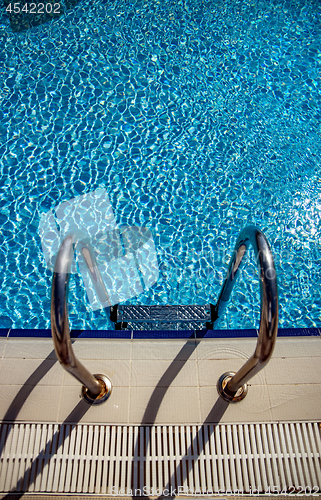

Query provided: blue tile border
[9,329,52,338]
[277,327,320,337]
[3,327,321,339]
[70,330,131,339]
[197,329,258,339]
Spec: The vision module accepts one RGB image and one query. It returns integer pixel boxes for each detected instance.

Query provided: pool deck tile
[0,339,6,359]
[271,336,321,358]
[200,384,273,424]
[269,384,321,422]
[265,356,321,385]
[58,386,130,424]
[129,386,201,425]
[131,339,196,360]
[0,384,62,422]
[0,358,63,386]
[196,337,263,360]
[3,339,57,359]
[62,359,131,387]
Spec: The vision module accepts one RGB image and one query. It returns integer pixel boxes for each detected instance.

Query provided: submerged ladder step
[117,304,211,322]
[114,304,213,331]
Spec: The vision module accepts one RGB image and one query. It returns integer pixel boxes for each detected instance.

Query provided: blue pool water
[0,0,321,331]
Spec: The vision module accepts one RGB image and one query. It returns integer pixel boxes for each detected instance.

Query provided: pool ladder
[51,232,112,404]
[51,225,278,404]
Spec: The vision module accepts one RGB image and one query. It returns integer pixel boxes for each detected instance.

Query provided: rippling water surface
[0,0,321,330]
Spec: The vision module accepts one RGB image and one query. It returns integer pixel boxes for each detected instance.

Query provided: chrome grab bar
[51,232,112,404]
[215,226,278,402]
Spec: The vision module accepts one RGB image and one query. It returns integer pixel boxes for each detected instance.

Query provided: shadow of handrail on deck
[0,347,91,498]
[140,332,197,424]
[1,399,90,499]
[2,399,90,500]
[0,349,57,446]
[131,330,230,498]
[162,396,230,497]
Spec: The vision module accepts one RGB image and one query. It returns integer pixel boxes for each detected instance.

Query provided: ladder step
[123,321,209,331]
[117,304,211,322]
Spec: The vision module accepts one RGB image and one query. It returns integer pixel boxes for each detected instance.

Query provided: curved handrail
[51,232,112,401]
[214,226,278,402]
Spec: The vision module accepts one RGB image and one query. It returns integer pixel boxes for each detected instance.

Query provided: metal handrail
[51,232,112,404]
[215,226,278,402]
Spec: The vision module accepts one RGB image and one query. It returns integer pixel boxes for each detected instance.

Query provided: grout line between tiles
[56,375,64,424]
[128,338,133,424]
[194,331,202,424]
[2,336,8,360]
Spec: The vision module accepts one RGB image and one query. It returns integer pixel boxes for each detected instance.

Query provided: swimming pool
[0,0,321,331]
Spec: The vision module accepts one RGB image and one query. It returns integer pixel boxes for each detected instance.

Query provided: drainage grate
[0,423,320,494]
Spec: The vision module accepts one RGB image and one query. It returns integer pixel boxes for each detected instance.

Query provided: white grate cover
[0,422,320,495]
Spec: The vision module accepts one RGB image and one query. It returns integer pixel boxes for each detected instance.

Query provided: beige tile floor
[0,335,320,425]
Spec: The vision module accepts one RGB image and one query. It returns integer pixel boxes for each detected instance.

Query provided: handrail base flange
[82,374,112,404]
[217,371,248,403]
